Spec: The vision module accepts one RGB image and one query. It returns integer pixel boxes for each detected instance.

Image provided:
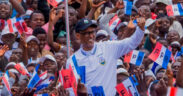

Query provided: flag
[148,42,171,69]
[39,71,48,80]
[35,77,53,92]
[7,19,14,33]
[91,86,105,96]
[0,19,5,30]
[124,50,145,66]
[151,62,164,75]
[116,78,138,96]
[151,12,157,20]
[34,93,49,96]
[124,0,133,15]
[2,71,12,95]
[58,69,64,86]
[109,14,121,32]
[27,64,41,89]
[14,62,29,76]
[166,3,183,16]
[167,87,183,96]
[69,64,77,96]
[47,0,64,7]
[14,17,28,34]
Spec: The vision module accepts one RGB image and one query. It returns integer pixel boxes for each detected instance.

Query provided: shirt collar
[80,43,97,56]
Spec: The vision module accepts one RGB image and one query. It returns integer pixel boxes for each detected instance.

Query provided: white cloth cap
[40,55,57,66]
[96,30,109,37]
[145,18,156,28]
[26,36,40,44]
[5,62,16,70]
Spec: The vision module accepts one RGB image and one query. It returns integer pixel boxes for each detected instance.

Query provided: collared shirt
[66,27,144,96]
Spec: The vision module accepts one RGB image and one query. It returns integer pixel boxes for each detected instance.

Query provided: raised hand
[21,87,36,96]
[137,17,146,31]
[58,86,69,96]
[0,45,9,57]
[127,18,136,29]
[92,0,107,8]
[134,67,148,96]
[115,0,124,9]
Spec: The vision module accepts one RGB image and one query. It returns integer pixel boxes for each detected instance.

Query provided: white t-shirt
[66,27,144,96]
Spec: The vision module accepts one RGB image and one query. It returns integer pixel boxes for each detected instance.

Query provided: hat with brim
[26,36,40,44]
[75,18,98,33]
[96,30,109,38]
[40,55,57,66]
[117,68,129,76]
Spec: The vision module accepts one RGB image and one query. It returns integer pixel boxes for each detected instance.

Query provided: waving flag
[116,77,138,96]
[148,42,171,69]
[109,14,121,32]
[35,77,54,92]
[58,69,64,86]
[14,62,29,76]
[124,50,145,66]
[14,17,28,34]
[2,71,12,95]
[47,0,64,7]
[6,19,14,33]
[166,3,183,16]
[39,71,48,80]
[124,0,133,15]
[27,64,41,89]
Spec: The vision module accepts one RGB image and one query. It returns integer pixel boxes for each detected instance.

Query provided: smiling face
[36,33,47,50]
[27,40,39,58]
[76,27,96,51]
[0,3,11,19]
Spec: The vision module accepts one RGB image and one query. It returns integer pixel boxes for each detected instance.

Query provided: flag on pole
[14,62,29,76]
[124,0,133,15]
[35,77,54,92]
[27,64,41,89]
[2,71,12,95]
[39,71,48,80]
[124,50,145,66]
[148,42,171,69]
[7,19,14,33]
[109,14,121,32]
[47,0,64,7]
[166,3,183,16]
[58,69,64,86]
[116,77,138,96]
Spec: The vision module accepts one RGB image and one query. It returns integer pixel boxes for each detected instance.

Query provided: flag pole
[65,0,71,58]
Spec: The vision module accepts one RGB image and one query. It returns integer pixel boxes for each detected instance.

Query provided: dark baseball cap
[75,18,98,33]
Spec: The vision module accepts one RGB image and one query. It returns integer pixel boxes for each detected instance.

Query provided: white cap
[156,0,172,5]
[5,62,16,70]
[145,18,156,28]
[145,70,156,79]
[8,69,19,74]
[117,68,129,76]
[40,55,57,66]
[96,30,109,38]
[171,41,181,47]
[26,36,40,44]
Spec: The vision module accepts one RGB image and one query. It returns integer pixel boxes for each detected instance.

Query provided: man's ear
[75,33,80,40]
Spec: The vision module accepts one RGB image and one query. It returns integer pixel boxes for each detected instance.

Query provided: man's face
[0,3,11,19]
[27,66,35,74]
[138,6,151,19]
[43,59,57,74]
[32,0,38,10]
[156,69,166,80]
[1,34,15,47]
[78,27,96,50]
[166,31,180,44]
[30,13,45,30]
[172,61,181,78]
[54,53,66,69]
[11,48,23,62]
[27,40,39,57]
[36,34,47,50]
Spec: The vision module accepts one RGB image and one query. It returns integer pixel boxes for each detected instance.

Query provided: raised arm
[10,0,25,16]
[78,0,87,19]
[105,17,145,59]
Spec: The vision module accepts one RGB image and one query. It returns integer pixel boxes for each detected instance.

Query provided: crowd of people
[0,0,183,96]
